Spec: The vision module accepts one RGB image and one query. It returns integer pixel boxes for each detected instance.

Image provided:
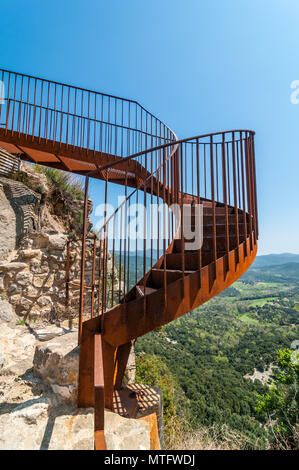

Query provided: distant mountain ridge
[252,253,299,268]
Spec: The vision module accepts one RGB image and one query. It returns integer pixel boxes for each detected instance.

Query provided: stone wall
[0,161,116,322]
[0,232,68,321]
[0,231,109,322]
[0,182,17,260]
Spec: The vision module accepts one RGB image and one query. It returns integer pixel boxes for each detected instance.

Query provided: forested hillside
[135,255,299,448]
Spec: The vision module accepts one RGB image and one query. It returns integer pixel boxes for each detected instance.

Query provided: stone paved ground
[0,314,150,450]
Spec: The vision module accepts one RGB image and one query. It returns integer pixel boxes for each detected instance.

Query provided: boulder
[48,233,67,251]
[0,404,151,450]
[15,271,33,286]
[33,332,79,404]
[0,300,16,326]
[19,249,41,259]
[105,410,150,450]
[0,262,27,272]
[0,184,17,260]
[31,325,65,342]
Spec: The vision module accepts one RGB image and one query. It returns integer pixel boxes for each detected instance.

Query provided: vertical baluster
[216,143,219,202]
[80,90,84,149]
[135,190,138,286]
[93,93,97,155]
[121,100,123,156]
[5,72,11,133]
[65,240,71,329]
[78,175,89,344]
[163,148,167,309]
[157,146,160,259]
[251,134,258,239]
[53,83,57,144]
[210,136,217,269]
[17,75,24,136]
[65,87,70,148]
[226,142,231,205]
[118,204,123,303]
[143,153,147,315]
[167,151,171,245]
[98,234,103,316]
[249,134,257,243]
[244,132,253,248]
[222,133,230,260]
[196,138,202,278]
[180,143,185,281]
[150,129,153,269]
[123,164,128,298]
[107,96,111,155]
[59,85,64,146]
[104,227,108,314]
[72,88,77,150]
[232,132,239,262]
[240,132,248,256]
[87,91,90,151]
[38,80,43,141]
[45,82,50,142]
[0,70,4,125]
[25,76,30,138]
[127,197,131,293]
[103,171,108,312]
[111,215,116,308]
[114,98,117,156]
[191,143,194,196]
[100,95,104,154]
[236,138,241,210]
[11,73,17,135]
[90,235,97,319]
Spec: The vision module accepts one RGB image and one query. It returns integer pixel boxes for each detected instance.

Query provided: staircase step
[162,252,201,270]
[202,234,245,251]
[149,268,195,289]
[182,213,248,228]
[203,223,246,236]
[173,233,245,253]
[203,206,235,215]
[136,285,157,298]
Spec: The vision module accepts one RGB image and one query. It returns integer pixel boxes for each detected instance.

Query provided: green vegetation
[256,348,299,449]
[135,354,177,424]
[33,165,84,199]
[11,165,86,234]
[135,257,299,449]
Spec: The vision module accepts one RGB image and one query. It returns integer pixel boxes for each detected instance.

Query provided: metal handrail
[87,129,254,177]
[0,68,171,127]
[0,68,176,154]
[68,128,257,340]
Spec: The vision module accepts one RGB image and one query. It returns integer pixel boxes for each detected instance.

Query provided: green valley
[134,255,299,448]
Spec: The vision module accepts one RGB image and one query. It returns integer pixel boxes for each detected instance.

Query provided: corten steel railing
[0,69,175,158]
[0,69,258,450]
[74,129,258,343]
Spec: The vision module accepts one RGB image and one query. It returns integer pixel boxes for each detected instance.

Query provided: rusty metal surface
[0,69,258,451]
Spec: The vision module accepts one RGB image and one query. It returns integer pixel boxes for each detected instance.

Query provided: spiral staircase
[0,69,258,449]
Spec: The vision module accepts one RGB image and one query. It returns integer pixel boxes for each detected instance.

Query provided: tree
[255,348,299,448]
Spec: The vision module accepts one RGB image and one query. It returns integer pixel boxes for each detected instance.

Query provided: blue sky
[1,0,299,254]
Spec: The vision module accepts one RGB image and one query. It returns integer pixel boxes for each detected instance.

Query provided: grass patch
[239,314,260,325]
[33,165,84,200]
[249,297,277,307]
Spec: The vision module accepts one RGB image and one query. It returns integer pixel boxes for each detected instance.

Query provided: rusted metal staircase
[0,69,258,449]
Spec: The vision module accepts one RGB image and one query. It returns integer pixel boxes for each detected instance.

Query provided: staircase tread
[151,268,195,273]
[136,285,157,297]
